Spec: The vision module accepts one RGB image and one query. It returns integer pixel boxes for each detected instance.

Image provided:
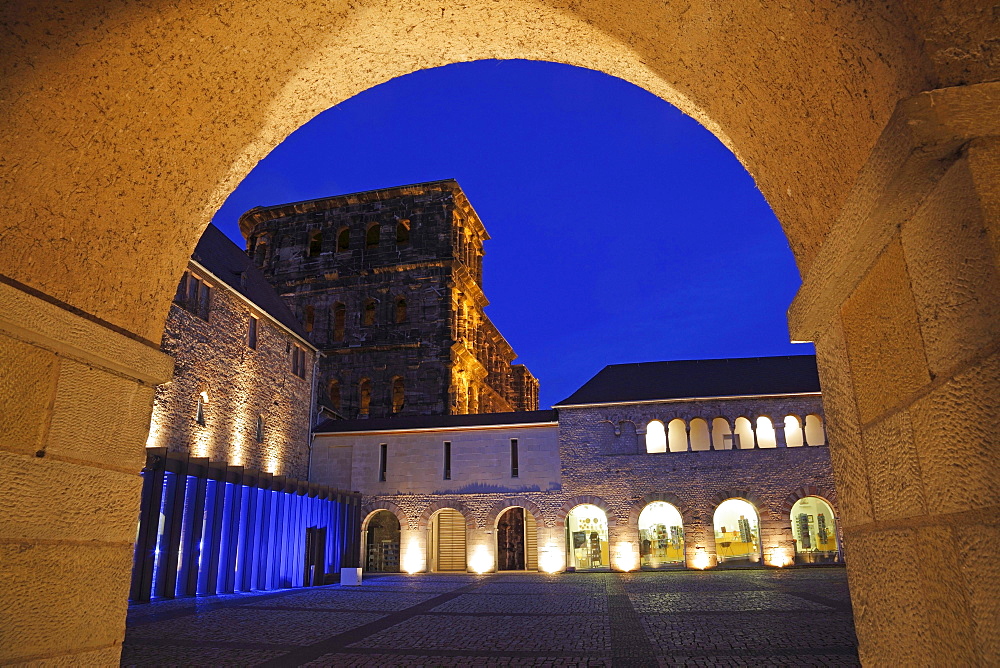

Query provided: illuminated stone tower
[240,179,538,419]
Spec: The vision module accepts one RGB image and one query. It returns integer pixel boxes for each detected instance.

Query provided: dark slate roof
[314,410,558,434]
[191,224,311,341]
[555,355,820,406]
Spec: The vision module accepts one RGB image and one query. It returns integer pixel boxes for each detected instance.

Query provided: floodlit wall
[148,266,316,479]
[0,0,997,663]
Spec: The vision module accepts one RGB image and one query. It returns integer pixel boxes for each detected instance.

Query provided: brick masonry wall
[315,395,837,559]
[147,267,316,479]
[241,181,536,418]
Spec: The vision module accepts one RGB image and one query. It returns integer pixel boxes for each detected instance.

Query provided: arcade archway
[2,2,996,664]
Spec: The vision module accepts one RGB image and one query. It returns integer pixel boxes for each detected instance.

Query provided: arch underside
[0,0,932,343]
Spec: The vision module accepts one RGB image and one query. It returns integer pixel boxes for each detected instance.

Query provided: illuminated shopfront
[566,504,610,570]
[791,496,839,564]
[713,498,760,563]
[638,502,685,568]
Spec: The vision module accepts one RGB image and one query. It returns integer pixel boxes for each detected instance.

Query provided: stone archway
[1,2,997,664]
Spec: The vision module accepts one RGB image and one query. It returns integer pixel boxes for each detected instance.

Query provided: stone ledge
[789,81,1000,342]
[0,279,173,385]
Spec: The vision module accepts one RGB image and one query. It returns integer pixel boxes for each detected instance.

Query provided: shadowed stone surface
[121,570,858,667]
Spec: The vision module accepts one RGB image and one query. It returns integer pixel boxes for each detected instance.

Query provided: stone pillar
[788,82,1000,666]
[398,527,426,574]
[466,526,493,573]
[0,280,173,665]
[609,522,640,571]
[535,525,566,573]
[683,513,717,570]
[774,419,788,448]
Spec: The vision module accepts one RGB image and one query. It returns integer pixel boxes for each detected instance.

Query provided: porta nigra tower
[239,179,538,420]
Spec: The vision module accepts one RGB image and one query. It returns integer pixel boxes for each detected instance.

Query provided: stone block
[8,644,122,667]
[0,542,132,664]
[912,524,975,663]
[844,528,928,666]
[814,318,873,526]
[0,334,58,457]
[966,137,1000,267]
[910,350,1000,514]
[901,156,1000,378]
[0,450,142,543]
[841,239,931,423]
[47,358,153,471]
[861,410,926,522]
[956,518,1000,662]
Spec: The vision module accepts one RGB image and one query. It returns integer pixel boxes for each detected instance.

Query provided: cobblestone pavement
[121,569,859,667]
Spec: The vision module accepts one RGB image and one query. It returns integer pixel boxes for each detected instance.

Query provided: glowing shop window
[638,502,685,568]
[566,504,609,570]
[645,420,666,453]
[713,498,760,563]
[791,497,838,563]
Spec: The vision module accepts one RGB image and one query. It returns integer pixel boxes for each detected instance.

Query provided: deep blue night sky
[211,60,813,409]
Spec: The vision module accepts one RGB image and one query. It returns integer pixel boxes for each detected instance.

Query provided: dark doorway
[497,507,526,571]
[365,510,401,572]
[304,527,326,586]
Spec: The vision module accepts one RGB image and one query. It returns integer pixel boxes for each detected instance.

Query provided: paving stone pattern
[121,570,859,667]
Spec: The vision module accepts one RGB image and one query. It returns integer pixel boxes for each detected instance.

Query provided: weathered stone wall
[241,181,537,418]
[147,267,315,479]
[315,396,836,574]
[1,0,996,663]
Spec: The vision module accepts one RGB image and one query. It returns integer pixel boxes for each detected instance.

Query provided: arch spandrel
[0,0,938,341]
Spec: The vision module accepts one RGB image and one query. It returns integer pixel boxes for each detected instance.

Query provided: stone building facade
[239,180,538,421]
[310,355,838,574]
[146,224,319,479]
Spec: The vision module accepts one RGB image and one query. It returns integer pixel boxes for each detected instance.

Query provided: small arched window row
[642,414,826,453]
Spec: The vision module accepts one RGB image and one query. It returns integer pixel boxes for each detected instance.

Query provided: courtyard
[121,568,858,666]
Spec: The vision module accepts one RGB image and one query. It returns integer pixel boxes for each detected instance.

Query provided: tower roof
[190,224,311,341]
[555,355,821,406]
[237,179,488,240]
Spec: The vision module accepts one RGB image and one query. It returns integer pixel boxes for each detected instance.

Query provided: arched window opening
[328,379,341,412]
[363,299,376,326]
[364,510,401,572]
[336,227,350,252]
[689,418,711,451]
[307,229,323,257]
[332,303,346,341]
[195,392,207,426]
[497,507,535,571]
[734,417,754,449]
[358,378,371,417]
[565,504,609,570]
[645,420,666,453]
[713,498,760,564]
[429,508,467,572]
[255,415,264,443]
[755,416,776,448]
[667,418,688,452]
[253,237,269,266]
[805,414,826,446]
[366,223,380,249]
[638,502,685,568]
[395,297,407,324]
[391,376,405,414]
[303,304,315,333]
[791,497,839,564]
[784,415,804,447]
[712,418,732,450]
[396,219,411,247]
